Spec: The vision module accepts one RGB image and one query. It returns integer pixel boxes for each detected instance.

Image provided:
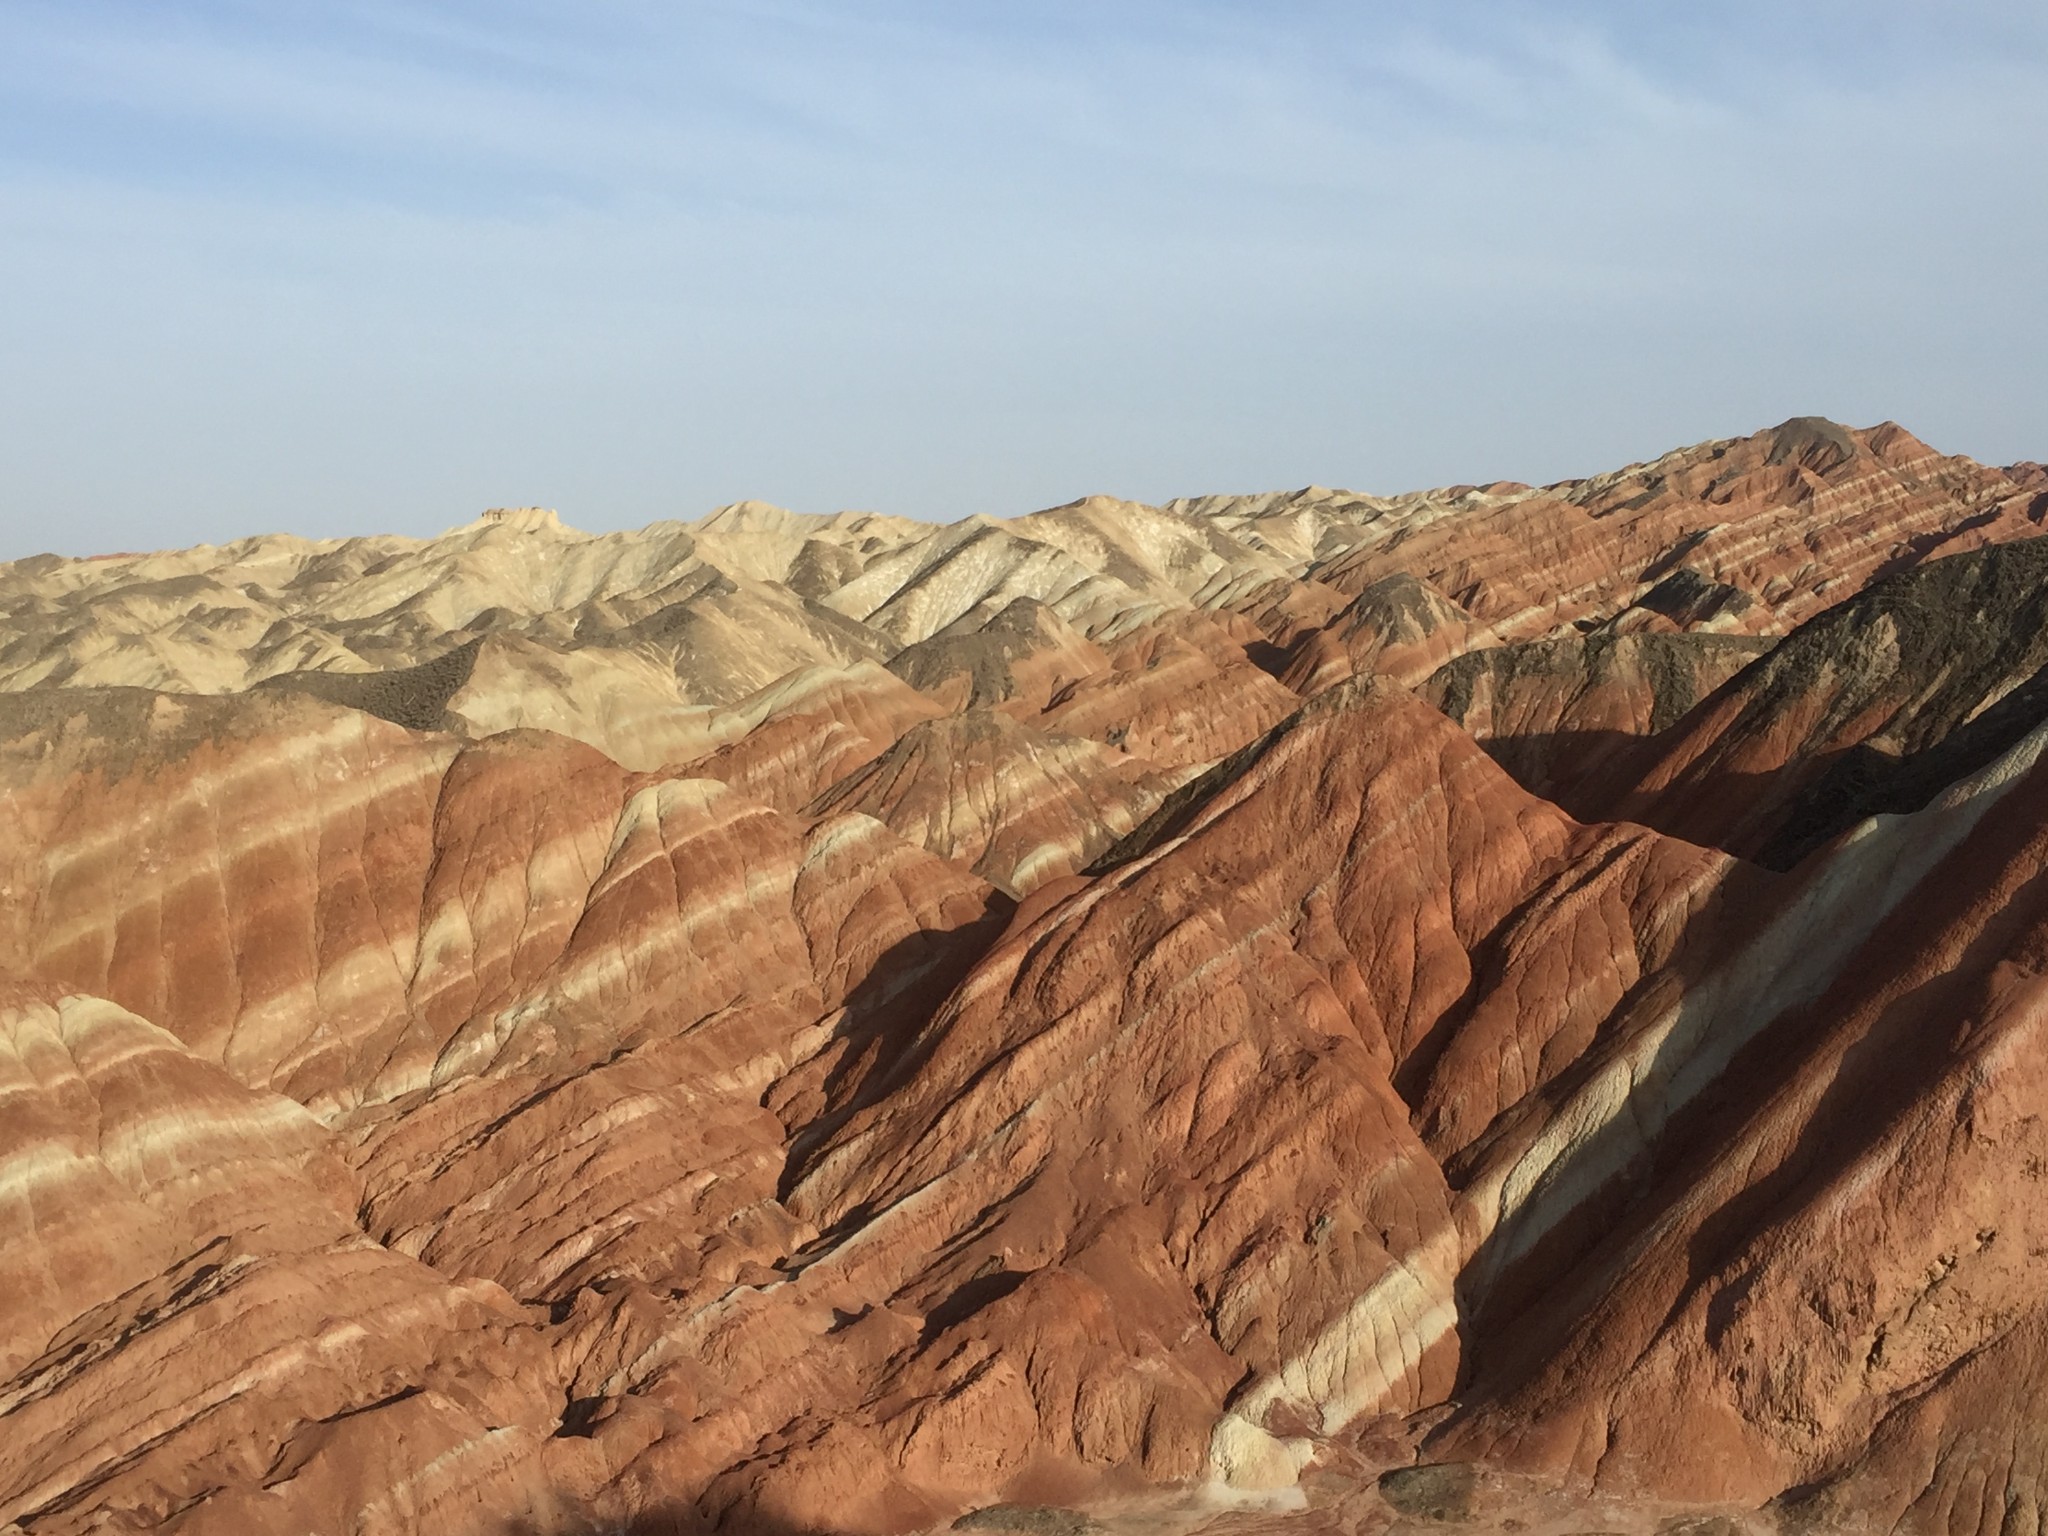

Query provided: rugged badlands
[4,418,2048,1536]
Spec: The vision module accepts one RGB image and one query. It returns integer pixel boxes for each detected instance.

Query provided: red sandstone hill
[1,418,2045,1536]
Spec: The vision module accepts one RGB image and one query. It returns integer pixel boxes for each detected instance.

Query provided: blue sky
[2,2,2044,556]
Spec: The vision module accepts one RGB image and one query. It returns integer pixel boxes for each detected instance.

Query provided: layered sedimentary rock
[0,984,575,1536]
[1036,611,1301,769]
[3,416,2047,1536]
[1277,573,1498,695]
[1594,537,2048,866]
[806,708,1184,895]
[0,686,1016,1534]
[1434,717,2048,1535]
[885,598,1111,714]
[769,679,1743,1509]
[1418,630,1772,810]
[11,418,2034,716]
[1291,417,2039,640]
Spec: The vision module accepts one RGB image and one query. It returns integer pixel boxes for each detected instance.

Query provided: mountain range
[3,417,2046,1536]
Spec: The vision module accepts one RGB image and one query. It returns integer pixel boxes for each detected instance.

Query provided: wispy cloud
[1,2,2043,555]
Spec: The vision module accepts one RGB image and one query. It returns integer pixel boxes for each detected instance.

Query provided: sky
[1,1,2045,558]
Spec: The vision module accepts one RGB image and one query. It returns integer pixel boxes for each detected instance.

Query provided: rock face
[1289,417,2039,641]
[1596,538,2048,867]
[1432,717,2048,1535]
[806,708,1184,896]
[1,416,2046,1536]
[1418,631,1772,810]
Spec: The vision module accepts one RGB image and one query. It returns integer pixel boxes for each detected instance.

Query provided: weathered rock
[674,661,949,809]
[1420,631,1773,811]
[761,679,1741,1516]
[0,987,570,1536]
[4,419,2048,1536]
[807,708,1185,895]
[1600,535,2048,865]
[1297,417,2038,641]
[887,598,1111,714]
[1038,610,1300,768]
[1432,718,2048,1523]
[1378,1463,1479,1522]
[1278,573,1499,694]
[954,1504,1098,1535]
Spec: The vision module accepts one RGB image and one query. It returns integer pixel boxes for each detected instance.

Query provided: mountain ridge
[2,416,2046,1536]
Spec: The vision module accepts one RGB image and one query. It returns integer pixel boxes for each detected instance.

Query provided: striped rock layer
[1,417,2047,1536]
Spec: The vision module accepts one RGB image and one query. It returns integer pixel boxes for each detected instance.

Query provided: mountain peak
[471,505,577,536]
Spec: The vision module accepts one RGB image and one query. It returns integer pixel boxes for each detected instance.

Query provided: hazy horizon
[4,1,2045,560]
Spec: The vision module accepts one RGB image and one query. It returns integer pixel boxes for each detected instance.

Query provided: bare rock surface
[1,416,2046,1536]
[1286,417,2039,642]
[807,707,1186,895]
[1418,631,1772,810]
[1595,535,2048,865]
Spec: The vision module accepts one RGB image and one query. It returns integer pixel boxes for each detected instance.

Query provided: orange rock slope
[1,416,2046,1536]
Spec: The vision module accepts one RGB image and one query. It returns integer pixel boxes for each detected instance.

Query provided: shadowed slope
[1432,719,2048,1533]
[2,419,2046,1535]
[1419,630,1774,809]
[1599,535,2048,865]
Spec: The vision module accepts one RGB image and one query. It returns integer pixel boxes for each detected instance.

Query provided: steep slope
[1297,418,2038,642]
[0,686,1015,1534]
[744,679,1745,1518]
[674,661,950,810]
[885,598,1112,714]
[0,987,574,1536]
[3,417,2047,1536]
[1011,495,1294,610]
[1430,718,2048,1534]
[1035,610,1302,768]
[807,709,1185,895]
[820,519,1166,646]
[1278,572,1501,694]
[1419,630,1774,810]
[1599,535,2048,866]
[0,669,1751,1534]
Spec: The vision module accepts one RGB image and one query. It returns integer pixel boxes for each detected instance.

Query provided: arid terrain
[4,417,2048,1536]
